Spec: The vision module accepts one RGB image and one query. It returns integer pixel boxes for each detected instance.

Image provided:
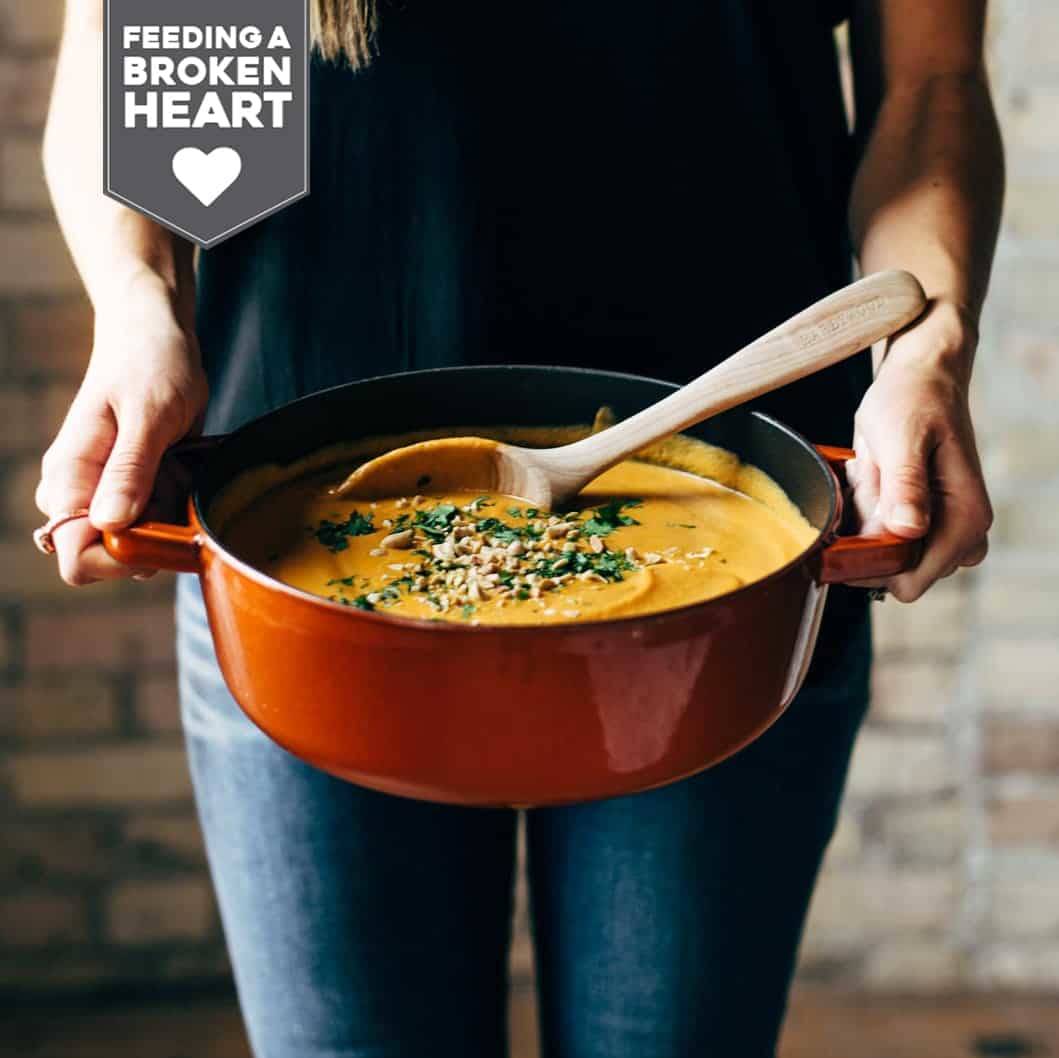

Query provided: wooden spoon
[334,270,926,509]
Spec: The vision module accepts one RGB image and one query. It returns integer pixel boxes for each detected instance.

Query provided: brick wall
[1,1,1057,996]
[0,0,226,990]
[799,6,1059,991]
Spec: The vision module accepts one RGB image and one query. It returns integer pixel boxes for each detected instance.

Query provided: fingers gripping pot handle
[815,445,924,583]
[101,435,224,573]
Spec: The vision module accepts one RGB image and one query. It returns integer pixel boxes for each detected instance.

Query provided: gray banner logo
[105,0,309,248]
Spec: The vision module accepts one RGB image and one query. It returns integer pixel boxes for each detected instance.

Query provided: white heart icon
[172,147,243,207]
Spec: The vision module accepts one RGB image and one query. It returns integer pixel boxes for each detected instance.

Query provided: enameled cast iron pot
[104,367,919,806]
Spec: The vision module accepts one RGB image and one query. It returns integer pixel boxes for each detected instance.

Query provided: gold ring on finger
[32,509,91,556]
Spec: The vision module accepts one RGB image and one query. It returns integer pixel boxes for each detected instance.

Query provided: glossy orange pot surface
[104,367,919,805]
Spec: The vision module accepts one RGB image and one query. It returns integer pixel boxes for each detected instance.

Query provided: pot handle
[815,445,924,584]
[100,434,226,574]
[103,522,203,573]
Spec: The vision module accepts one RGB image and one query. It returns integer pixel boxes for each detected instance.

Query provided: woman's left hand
[846,299,993,602]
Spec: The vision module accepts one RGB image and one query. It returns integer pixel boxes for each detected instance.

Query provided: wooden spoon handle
[549,270,926,483]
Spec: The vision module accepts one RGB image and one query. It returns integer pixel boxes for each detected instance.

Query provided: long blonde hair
[311,0,377,67]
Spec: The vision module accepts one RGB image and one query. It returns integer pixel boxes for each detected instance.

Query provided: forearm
[849,72,1004,366]
[43,2,196,331]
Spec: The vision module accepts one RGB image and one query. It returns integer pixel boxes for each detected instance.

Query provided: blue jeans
[178,575,871,1058]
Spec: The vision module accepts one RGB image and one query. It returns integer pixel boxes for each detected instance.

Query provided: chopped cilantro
[474,517,523,545]
[472,517,547,544]
[506,506,523,518]
[534,548,636,583]
[591,551,637,581]
[313,510,376,552]
[351,595,376,611]
[582,499,642,537]
[461,604,476,619]
[414,503,458,540]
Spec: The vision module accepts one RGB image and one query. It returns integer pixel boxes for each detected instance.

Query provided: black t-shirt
[198,1,862,446]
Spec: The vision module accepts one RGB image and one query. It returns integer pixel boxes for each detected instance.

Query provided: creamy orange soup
[216,426,817,625]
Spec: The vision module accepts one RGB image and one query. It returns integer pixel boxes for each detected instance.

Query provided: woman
[38,1,1002,1055]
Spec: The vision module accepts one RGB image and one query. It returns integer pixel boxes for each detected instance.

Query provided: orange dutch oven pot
[103,367,919,806]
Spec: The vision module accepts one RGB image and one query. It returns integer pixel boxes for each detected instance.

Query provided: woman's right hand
[36,285,208,585]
